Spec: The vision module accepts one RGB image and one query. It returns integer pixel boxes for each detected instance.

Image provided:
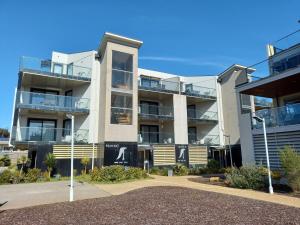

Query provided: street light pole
[67,114,75,202]
[224,134,233,168]
[253,115,273,194]
[262,118,274,194]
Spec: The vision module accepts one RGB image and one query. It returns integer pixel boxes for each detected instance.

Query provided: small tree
[18,155,30,175]
[44,153,56,178]
[280,145,300,192]
[81,157,90,175]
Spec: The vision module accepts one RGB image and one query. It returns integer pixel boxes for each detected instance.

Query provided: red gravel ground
[1,186,300,225]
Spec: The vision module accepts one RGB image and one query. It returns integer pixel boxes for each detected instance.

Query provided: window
[30,88,59,106]
[112,51,133,90]
[27,119,56,141]
[53,63,63,74]
[187,105,196,118]
[140,101,159,115]
[140,125,159,144]
[141,77,160,88]
[67,63,73,75]
[111,93,133,125]
[64,90,73,108]
[188,127,197,144]
[63,119,71,137]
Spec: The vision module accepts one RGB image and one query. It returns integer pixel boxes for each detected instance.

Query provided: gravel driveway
[1,186,300,225]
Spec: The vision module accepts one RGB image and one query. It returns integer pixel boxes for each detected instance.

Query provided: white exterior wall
[173,94,188,144]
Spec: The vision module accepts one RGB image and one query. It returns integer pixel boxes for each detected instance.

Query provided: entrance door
[140,125,159,144]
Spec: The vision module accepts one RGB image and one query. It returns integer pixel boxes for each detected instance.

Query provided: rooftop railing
[254,102,300,129]
[11,127,89,144]
[138,77,180,93]
[188,134,220,146]
[139,104,173,120]
[138,132,174,144]
[187,109,218,122]
[16,91,89,113]
[20,56,92,81]
[184,84,216,99]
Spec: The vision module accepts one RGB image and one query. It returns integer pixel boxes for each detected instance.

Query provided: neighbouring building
[10,32,246,175]
[236,33,300,169]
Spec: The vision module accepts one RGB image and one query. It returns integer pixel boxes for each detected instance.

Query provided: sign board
[104,142,137,167]
[175,144,189,166]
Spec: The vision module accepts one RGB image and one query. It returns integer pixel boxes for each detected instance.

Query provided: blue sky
[0,0,299,128]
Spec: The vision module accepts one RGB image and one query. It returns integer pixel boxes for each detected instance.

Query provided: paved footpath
[96,175,300,208]
[0,181,111,210]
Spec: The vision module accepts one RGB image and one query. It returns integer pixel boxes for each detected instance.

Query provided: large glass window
[111,93,133,125]
[112,51,133,90]
[30,88,59,106]
[27,119,56,141]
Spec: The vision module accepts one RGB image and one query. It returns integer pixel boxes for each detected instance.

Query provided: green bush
[24,168,41,183]
[0,155,11,167]
[90,166,148,183]
[10,170,24,184]
[280,146,300,192]
[173,164,189,176]
[150,166,160,175]
[207,159,220,173]
[225,166,265,190]
[0,170,12,184]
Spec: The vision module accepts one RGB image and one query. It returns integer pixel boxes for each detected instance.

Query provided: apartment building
[236,33,300,169]
[9,32,245,175]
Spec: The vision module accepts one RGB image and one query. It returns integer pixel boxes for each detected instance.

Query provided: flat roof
[98,32,143,57]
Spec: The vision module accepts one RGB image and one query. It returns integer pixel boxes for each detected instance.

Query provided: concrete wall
[173,94,188,144]
[101,42,139,142]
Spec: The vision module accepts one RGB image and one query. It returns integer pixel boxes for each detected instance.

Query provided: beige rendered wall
[173,94,188,144]
[101,42,138,142]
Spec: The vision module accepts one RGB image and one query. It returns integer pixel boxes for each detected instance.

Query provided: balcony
[12,127,89,144]
[16,91,89,114]
[184,84,216,100]
[254,103,300,129]
[187,109,218,124]
[138,77,180,94]
[139,104,173,120]
[188,134,220,146]
[20,56,92,81]
[138,132,174,145]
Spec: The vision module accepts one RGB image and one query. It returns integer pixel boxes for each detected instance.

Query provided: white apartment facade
[10,32,245,175]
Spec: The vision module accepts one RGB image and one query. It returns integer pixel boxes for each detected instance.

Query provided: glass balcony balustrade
[138,77,180,93]
[253,103,300,129]
[138,132,174,144]
[16,91,89,113]
[20,56,92,81]
[184,84,216,99]
[138,104,173,120]
[12,127,89,144]
[111,107,133,125]
[188,134,220,146]
[187,109,218,122]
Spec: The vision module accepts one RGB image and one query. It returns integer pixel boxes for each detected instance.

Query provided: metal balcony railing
[11,127,89,144]
[20,56,92,81]
[184,84,216,99]
[16,91,89,113]
[188,134,220,146]
[139,104,173,120]
[254,103,300,129]
[138,77,180,93]
[187,109,218,122]
[138,132,174,144]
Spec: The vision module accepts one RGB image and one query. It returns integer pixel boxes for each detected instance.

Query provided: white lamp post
[224,134,233,168]
[66,114,74,201]
[253,114,273,194]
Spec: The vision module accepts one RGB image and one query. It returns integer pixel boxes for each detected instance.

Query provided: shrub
[207,159,220,173]
[44,153,56,178]
[150,166,160,175]
[18,155,30,174]
[80,157,90,175]
[173,164,189,176]
[0,155,11,166]
[280,146,300,192]
[10,170,24,184]
[24,168,41,183]
[90,166,148,183]
[0,170,12,184]
[225,166,265,190]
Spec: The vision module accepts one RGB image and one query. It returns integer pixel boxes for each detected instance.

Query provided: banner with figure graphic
[104,142,138,166]
[175,144,189,166]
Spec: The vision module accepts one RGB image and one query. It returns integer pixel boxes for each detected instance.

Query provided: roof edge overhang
[217,64,255,82]
[98,32,143,58]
